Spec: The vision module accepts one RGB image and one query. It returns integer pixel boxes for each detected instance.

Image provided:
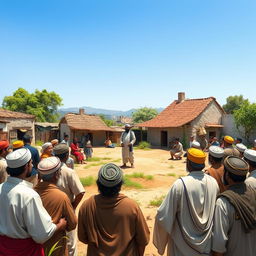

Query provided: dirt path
[75,147,190,256]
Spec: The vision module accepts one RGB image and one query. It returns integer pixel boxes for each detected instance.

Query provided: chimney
[79,108,85,115]
[178,92,185,103]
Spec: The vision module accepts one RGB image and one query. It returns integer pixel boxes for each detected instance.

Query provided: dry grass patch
[149,195,166,207]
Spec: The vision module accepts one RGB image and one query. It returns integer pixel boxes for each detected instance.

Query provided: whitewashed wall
[222,114,256,143]
[60,123,70,141]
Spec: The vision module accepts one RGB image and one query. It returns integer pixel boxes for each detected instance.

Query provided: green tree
[222,95,249,114]
[99,114,115,127]
[233,102,256,143]
[132,107,158,123]
[2,88,62,122]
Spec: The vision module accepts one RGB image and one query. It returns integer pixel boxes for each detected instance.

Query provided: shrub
[35,140,44,146]
[137,141,151,149]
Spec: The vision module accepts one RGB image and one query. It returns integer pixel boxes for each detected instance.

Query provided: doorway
[161,131,168,147]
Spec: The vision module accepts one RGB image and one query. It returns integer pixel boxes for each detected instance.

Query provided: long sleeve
[153,183,180,255]
[212,198,230,253]
[130,131,136,145]
[23,196,56,244]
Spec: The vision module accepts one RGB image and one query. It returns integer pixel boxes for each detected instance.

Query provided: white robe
[153,171,219,256]
[245,170,256,189]
[0,176,56,244]
[120,130,136,164]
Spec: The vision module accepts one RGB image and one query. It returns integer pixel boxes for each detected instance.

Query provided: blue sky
[0,0,256,110]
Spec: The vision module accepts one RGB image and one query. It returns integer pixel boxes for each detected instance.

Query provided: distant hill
[58,106,164,119]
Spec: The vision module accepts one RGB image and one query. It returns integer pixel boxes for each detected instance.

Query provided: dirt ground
[74,146,197,256]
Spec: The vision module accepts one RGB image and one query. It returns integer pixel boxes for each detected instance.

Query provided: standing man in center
[153,148,219,256]
[120,124,136,168]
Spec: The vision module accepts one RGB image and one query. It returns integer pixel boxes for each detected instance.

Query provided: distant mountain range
[58,106,164,119]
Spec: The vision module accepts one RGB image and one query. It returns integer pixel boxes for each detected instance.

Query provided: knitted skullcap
[209,146,224,158]
[224,156,249,176]
[244,149,256,163]
[187,148,206,164]
[236,143,247,153]
[53,143,69,155]
[38,156,61,175]
[6,148,31,168]
[98,163,123,187]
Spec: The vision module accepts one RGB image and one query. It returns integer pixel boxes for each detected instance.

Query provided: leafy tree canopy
[234,102,256,143]
[132,107,158,123]
[222,95,249,114]
[99,114,116,127]
[2,88,63,122]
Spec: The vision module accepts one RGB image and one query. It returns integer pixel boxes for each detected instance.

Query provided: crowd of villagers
[0,132,256,256]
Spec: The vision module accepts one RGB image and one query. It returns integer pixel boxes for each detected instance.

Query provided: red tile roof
[61,113,114,131]
[138,97,224,128]
[0,108,35,119]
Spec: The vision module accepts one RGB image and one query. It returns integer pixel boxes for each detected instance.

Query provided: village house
[138,92,225,148]
[59,109,122,146]
[35,122,59,143]
[0,108,35,142]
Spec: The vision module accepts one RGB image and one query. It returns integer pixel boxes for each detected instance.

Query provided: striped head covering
[38,156,61,175]
[224,156,249,176]
[98,163,123,187]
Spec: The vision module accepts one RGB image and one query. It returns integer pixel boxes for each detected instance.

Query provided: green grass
[149,195,166,207]
[126,172,153,180]
[123,176,143,189]
[80,176,95,186]
[167,173,176,177]
[86,157,102,162]
[84,162,105,169]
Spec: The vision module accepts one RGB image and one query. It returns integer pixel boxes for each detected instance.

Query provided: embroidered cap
[224,156,249,176]
[236,143,247,153]
[244,149,256,163]
[209,146,224,158]
[38,156,61,175]
[6,148,31,168]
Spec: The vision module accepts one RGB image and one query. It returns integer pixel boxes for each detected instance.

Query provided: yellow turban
[224,135,234,144]
[12,140,24,149]
[187,148,206,164]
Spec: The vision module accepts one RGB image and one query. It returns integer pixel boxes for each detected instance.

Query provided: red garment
[0,235,45,256]
[70,143,84,162]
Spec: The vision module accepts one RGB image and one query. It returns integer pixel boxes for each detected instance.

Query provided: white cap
[244,149,256,163]
[6,148,32,168]
[236,143,247,153]
[254,139,256,145]
[209,146,224,158]
[41,142,52,153]
[191,141,201,149]
[125,124,131,128]
[38,156,61,175]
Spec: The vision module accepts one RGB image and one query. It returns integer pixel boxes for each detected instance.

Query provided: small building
[138,92,225,148]
[0,108,35,142]
[35,122,59,143]
[59,109,116,146]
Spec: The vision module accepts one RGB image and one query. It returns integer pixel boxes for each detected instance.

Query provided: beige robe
[120,130,136,164]
[212,196,256,256]
[78,193,149,256]
[153,171,219,256]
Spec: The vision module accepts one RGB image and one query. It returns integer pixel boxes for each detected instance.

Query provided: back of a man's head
[223,156,249,183]
[23,134,32,144]
[186,148,206,172]
[97,163,123,197]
